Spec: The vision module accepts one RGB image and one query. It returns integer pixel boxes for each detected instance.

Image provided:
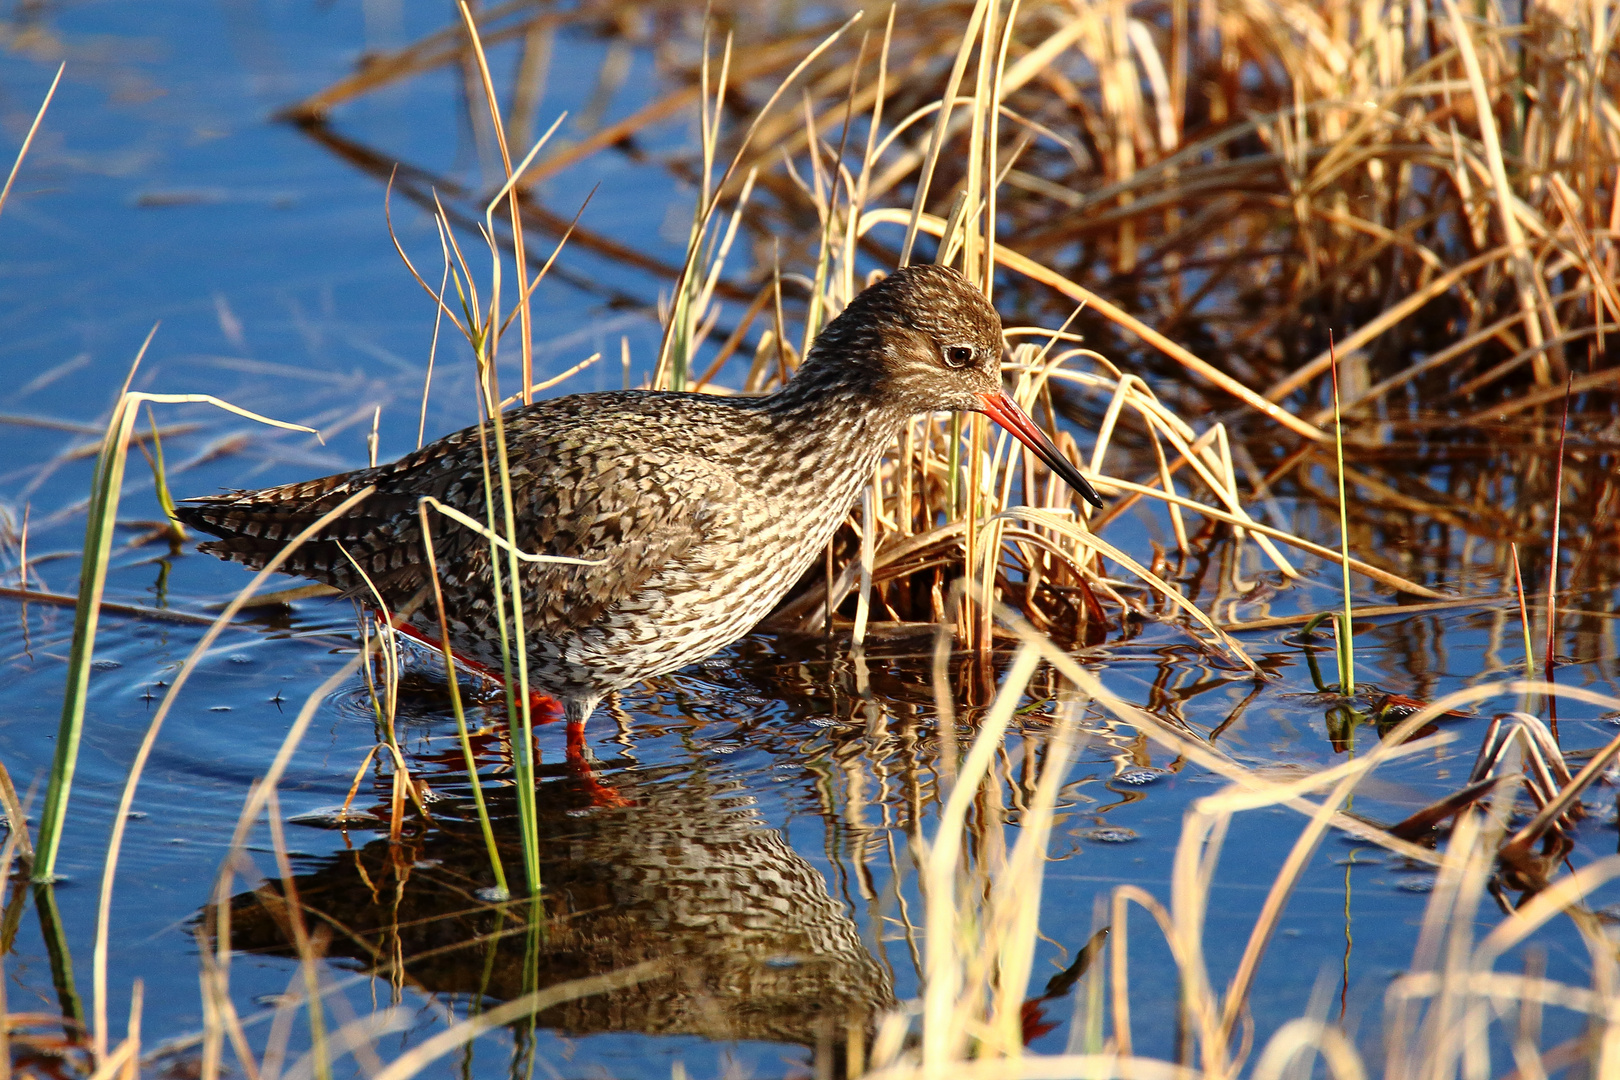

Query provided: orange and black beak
[976,391,1104,509]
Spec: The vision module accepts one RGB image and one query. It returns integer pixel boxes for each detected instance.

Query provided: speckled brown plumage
[179,265,1100,724]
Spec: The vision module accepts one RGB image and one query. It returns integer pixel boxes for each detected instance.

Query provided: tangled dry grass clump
[283,0,1619,657]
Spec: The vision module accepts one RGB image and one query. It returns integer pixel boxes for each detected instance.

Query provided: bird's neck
[754,362,910,496]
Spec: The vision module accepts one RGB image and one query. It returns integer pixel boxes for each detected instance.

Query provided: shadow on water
[221,742,896,1054]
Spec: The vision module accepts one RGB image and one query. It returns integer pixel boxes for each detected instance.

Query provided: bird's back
[179,389,869,695]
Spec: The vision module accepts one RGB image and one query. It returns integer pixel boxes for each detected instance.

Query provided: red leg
[384,616,627,806]
[388,618,563,718]
[563,717,632,808]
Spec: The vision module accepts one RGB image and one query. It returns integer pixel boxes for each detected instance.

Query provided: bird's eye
[943,345,976,368]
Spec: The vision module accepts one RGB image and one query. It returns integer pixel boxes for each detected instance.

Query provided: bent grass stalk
[35,344,319,883]
[91,485,372,1061]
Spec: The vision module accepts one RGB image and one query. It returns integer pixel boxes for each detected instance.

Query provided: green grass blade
[143,404,185,540]
[33,882,84,1025]
[34,390,141,881]
[1330,333,1354,696]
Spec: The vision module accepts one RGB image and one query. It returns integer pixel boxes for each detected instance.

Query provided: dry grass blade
[0,62,63,222]
[1501,725,1620,863]
[995,507,1257,669]
[368,961,668,1080]
[869,207,1327,440]
[92,486,376,1061]
[1439,0,1548,379]
[1094,475,1440,598]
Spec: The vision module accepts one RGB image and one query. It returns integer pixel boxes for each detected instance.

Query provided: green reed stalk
[35,331,159,881]
[143,405,185,540]
[36,437,124,879]
[437,230,534,890]
[487,376,543,896]
[34,881,84,1025]
[466,284,539,893]
[468,357,540,896]
[1329,333,1354,696]
[418,507,509,899]
[428,131,538,894]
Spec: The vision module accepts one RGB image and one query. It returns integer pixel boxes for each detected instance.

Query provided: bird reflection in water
[216,737,895,1066]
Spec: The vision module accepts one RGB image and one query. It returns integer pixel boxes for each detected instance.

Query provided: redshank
[179,264,1102,738]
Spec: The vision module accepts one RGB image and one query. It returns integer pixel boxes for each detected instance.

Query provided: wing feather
[178,394,748,640]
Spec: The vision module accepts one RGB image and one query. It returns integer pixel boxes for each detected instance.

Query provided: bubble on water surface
[288,806,377,828]
[1078,827,1138,843]
[1396,876,1436,893]
[1114,768,1167,786]
[476,886,511,903]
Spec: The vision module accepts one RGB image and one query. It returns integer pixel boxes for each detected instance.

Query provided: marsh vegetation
[0,0,1616,1077]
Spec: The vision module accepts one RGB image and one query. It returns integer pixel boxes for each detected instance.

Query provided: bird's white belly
[562,485,858,689]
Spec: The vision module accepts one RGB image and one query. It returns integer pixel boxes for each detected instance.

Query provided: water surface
[1,3,1617,1077]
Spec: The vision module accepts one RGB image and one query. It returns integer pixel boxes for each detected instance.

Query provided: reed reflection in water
[219,732,896,1057]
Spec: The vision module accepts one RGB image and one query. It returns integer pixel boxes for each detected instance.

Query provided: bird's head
[795,264,1103,507]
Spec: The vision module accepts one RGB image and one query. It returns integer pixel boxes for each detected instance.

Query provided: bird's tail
[177,470,386,590]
